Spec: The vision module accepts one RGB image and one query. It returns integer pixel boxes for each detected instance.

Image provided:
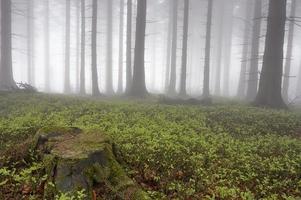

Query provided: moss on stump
[33,127,149,200]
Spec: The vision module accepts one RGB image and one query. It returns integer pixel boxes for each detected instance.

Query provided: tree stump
[33,127,149,200]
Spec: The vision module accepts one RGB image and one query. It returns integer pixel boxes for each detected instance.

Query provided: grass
[0,92,301,199]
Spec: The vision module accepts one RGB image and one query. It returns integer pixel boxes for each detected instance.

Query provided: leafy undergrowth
[0,92,301,200]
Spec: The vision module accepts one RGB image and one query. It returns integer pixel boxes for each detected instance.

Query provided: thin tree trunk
[91,0,100,96]
[297,63,301,97]
[64,0,71,93]
[282,0,296,101]
[44,0,50,92]
[255,0,286,108]
[203,0,213,99]
[130,0,147,96]
[80,0,86,94]
[125,0,132,94]
[237,0,252,98]
[179,0,189,97]
[246,0,262,101]
[27,0,35,86]
[0,0,16,90]
[168,0,178,95]
[75,0,80,93]
[164,0,172,92]
[117,0,125,94]
[106,0,114,94]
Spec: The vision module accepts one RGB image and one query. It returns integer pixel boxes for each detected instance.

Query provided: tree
[237,0,252,98]
[0,0,16,90]
[168,0,178,95]
[282,0,296,101]
[44,0,50,92]
[117,0,125,94]
[79,0,86,94]
[254,0,287,108]
[91,0,100,96]
[129,0,148,96]
[64,0,71,93]
[246,0,262,101]
[27,0,35,86]
[75,0,80,92]
[203,0,213,100]
[179,0,189,97]
[164,0,172,92]
[125,0,132,94]
[106,0,114,94]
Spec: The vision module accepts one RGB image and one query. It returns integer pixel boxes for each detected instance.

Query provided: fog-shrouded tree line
[0,0,301,108]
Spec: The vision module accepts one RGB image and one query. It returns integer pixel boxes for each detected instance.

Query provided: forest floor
[0,92,301,200]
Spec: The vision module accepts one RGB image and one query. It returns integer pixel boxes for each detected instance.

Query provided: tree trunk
[106,0,114,94]
[168,0,178,95]
[75,0,80,93]
[203,0,213,99]
[129,0,148,97]
[164,0,172,92]
[237,0,252,98]
[80,0,86,95]
[0,0,16,90]
[297,64,301,97]
[44,0,50,92]
[64,0,71,93]
[91,0,100,96]
[214,0,224,96]
[117,0,125,94]
[125,0,132,94]
[246,0,262,101]
[27,0,35,86]
[254,0,287,108]
[282,0,296,101]
[179,0,189,97]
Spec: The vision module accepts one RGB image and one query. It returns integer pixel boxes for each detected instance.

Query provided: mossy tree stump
[33,127,149,200]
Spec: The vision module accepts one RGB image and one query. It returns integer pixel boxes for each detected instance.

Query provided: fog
[1,0,301,107]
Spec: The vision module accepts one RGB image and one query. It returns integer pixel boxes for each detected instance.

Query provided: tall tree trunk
[75,0,80,93]
[80,0,86,94]
[203,0,213,99]
[164,0,172,92]
[214,0,224,95]
[179,0,189,97]
[254,0,287,108]
[106,0,114,94]
[237,0,252,98]
[125,0,132,94]
[246,0,262,101]
[130,0,147,96]
[282,0,296,101]
[297,64,301,97]
[64,0,71,93]
[222,1,234,96]
[0,0,16,90]
[117,0,125,94]
[168,0,178,95]
[91,0,100,96]
[27,0,35,86]
[44,0,50,92]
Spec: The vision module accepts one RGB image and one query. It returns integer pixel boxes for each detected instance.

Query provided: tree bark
[44,0,50,92]
[125,0,132,94]
[117,0,125,94]
[246,0,262,101]
[80,0,86,95]
[168,0,178,95]
[64,0,71,93]
[237,0,252,98]
[91,0,100,96]
[179,0,189,97]
[129,0,148,97]
[254,0,287,108]
[164,0,172,92]
[0,0,16,90]
[106,0,114,94]
[282,0,296,101]
[203,0,213,99]
[27,0,35,86]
